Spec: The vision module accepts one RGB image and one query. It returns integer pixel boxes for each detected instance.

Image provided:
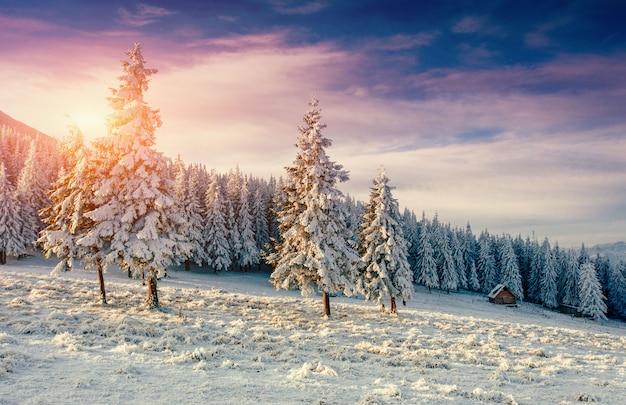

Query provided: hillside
[0,110,56,142]
[591,241,626,262]
[1,255,625,404]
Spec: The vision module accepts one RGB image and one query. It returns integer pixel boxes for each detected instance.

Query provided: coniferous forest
[1,44,625,322]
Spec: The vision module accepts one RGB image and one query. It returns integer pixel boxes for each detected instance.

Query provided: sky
[1,0,625,248]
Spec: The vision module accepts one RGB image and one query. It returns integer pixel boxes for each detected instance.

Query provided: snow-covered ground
[2,255,625,404]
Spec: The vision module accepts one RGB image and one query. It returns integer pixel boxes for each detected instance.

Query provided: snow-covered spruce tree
[238,178,261,271]
[267,96,359,317]
[204,171,232,273]
[477,231,497,293]
[14,140,49,250]
[539,238,558,308]
[357,167,413,314]
[436,226,458,293]
[0,162,25,264]
[402,208,419,271]
[607,261,626,319]
[578,261,607,320]
[252,185,270,263]
[451,229,468,290]
[38,127,111,303]
[499,236,523,300]
[415,213,439,290]
[560,249,580,306]
[173,158,207,270]
[80,43,190,308]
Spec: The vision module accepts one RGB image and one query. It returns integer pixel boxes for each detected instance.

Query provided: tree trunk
[185,259,190,271]
[390,296,397,315]
[0,250,6,265]
[97,260,107,304]
[147,273,159,308]
[322,292,331,317]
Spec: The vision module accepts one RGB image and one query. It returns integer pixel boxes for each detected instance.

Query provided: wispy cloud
[118,3,176,27]
[361,32,439,52]
[524,17,571,49]
[268,0,328,15]
[452,15,504,37]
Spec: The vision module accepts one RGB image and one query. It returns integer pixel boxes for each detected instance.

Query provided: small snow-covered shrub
[288,360,338,378]
[574,392,597,402]
[0,348,27,375]
[51,332,81,351]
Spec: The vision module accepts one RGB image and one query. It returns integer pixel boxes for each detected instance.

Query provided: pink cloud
[117,4,176,27]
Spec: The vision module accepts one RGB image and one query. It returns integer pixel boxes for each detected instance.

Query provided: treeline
[1,43,624,321]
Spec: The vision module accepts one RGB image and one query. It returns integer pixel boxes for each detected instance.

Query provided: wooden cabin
[488,284,517,305]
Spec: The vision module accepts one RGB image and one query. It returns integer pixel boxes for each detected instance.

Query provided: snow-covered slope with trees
[1,255,625,405]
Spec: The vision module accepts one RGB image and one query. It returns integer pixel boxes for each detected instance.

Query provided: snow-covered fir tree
[252,185,270,260]
[528,236,543,302]
[578,261,607,320]
[39,126,112,302]
[237,178,261,270]
[437,226,458,293]
[80,43,189,307]
[539,238,558,308]
[173,158,207,269]
[415,213,439,290]
[477,231,497,292]
[0,162,25,263]
[357,167,413,314]
[267,96,359,317]
[14,140,48,249]
[464,223,480,291]
[451,230,468,290]
[607,261,626,319]
[204,172,232,273]
[499,236,523,300]
[560,249,580,306]
[468,260,480,292]
[402,208,419,271]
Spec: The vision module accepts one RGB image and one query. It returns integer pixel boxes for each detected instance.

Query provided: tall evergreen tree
[14,140,48,249]
[499,236,523,300]
[477,231,497,292]
[237,178,261,270]
[539,238,558,308]
[267,96,359,317]
[252,185,270,261]
[80,43,189,307]
[607,261,626,319]
[204,172,232,273]
[415,213,439,290]
[173,159,207,269]
[0,162,25,263]
[39,126,109,302]
[437,226,458,293]
[560,249,580,306]
[451,229,468,290]
[357,167,413,313]
[578,261,607,320]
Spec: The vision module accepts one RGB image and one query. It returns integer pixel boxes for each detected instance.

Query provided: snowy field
[2,255,626,405]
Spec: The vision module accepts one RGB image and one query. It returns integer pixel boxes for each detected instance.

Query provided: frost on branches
[578,261,607,321]
[80,43,190,307]
[0,162,25,263]
[37,127,109,303]
[267,96,359,317]
[357,167,413,314]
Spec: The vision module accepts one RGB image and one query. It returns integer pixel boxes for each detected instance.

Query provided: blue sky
[1,0,625,247]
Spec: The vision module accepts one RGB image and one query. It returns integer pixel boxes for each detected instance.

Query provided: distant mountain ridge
[591,241,626,262]
[0,110,56,142]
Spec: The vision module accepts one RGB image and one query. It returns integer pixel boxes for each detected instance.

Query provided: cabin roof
[487,284,516,299]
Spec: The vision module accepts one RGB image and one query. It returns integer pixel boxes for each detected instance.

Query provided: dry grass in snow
[1,256,626,404]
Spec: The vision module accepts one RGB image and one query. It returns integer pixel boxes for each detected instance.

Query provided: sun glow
[67,110,108,138]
